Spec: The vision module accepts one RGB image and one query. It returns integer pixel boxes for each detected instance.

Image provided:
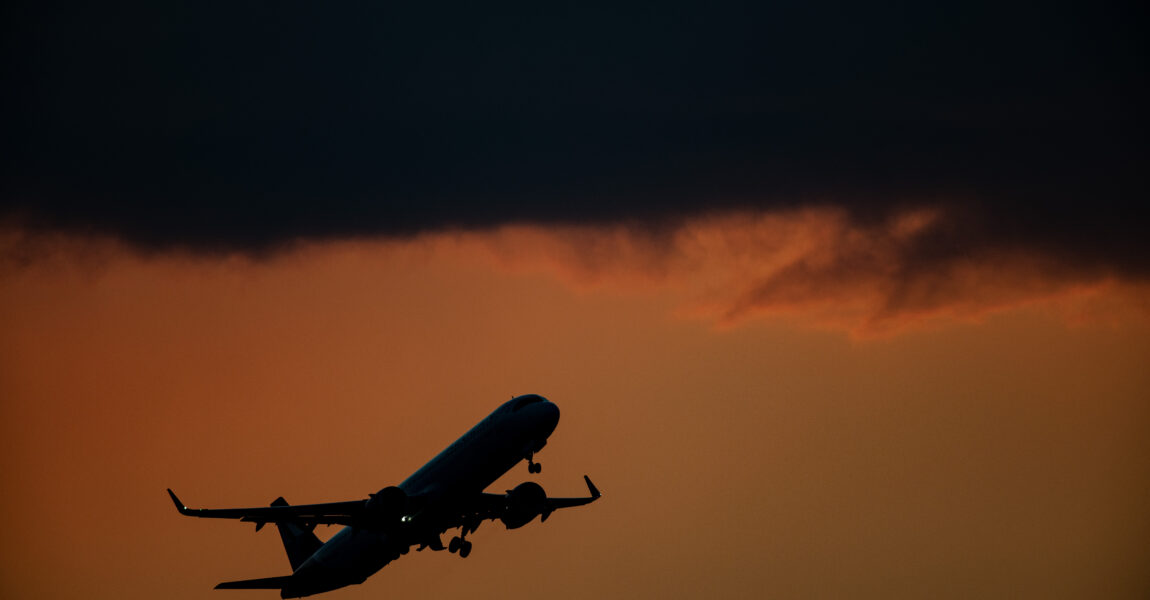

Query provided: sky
[2,2,1149,599]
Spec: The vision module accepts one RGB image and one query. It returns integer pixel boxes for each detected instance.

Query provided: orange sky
[2,221,1149,599]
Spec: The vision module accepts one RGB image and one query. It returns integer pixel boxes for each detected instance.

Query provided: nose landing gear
[526,452,542,474]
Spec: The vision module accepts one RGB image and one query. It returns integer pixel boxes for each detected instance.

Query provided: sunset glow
[2,222,1148,599]
[5,2,1146,597]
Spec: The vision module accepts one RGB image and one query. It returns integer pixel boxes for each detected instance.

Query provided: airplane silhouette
[168,394,600,597]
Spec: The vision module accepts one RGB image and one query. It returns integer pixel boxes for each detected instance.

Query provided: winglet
[583,475,601,500]
[167,489,192,515]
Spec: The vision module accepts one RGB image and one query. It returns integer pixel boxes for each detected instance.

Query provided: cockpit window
[511,395,545,412]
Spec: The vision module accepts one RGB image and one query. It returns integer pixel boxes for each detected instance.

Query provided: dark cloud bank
[3,2,1146,275]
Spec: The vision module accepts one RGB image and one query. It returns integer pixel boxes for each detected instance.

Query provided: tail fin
[270,497,323,571]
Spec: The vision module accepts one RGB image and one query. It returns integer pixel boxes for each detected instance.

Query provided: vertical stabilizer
[270,497,323,571]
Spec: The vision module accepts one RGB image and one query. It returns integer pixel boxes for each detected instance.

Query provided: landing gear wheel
[449,536,461,553]
[459,541,472,558]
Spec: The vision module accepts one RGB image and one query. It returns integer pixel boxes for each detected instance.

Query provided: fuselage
[282,395,560,597]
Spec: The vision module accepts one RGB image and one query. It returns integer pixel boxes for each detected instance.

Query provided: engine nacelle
[500,481,548,529]
[363,485,407,529]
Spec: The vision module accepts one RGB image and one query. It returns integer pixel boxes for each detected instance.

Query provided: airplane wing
[543,474,601,510]
[169,475,600,533]
[472,475,601,524]
[167,489,366,528]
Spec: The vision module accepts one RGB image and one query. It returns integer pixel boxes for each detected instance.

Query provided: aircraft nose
[540,399,560,431]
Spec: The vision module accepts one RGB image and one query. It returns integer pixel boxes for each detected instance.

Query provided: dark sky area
[3,1,1146,271]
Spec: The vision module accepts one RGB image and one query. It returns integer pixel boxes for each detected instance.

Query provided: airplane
[168,394,600,598]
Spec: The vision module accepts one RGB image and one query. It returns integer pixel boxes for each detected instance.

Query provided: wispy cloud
[434,207,1148,337]
[5,205,1147,338]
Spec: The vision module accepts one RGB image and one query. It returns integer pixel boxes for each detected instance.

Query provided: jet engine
[363,486,407,529]
[500,481,548,529]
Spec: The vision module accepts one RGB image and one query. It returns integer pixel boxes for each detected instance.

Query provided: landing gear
[448,535,473,558]
[449,516,479,559]
[527,452,542,474]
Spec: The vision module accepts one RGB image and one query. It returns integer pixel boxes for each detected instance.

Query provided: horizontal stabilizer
[215,575,294,590]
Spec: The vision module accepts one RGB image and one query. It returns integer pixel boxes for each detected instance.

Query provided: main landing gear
[526,452,542,474]
[448,517,479,558]
[448,535,472,558]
